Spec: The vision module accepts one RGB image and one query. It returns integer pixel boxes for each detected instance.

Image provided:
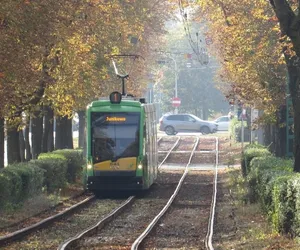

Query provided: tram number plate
[110,162,119,170]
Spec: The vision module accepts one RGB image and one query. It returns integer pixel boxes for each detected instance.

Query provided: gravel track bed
[176,137,195,151]
[158,137,179,151]
[197,137,217,151]
[191,153,216,164]
[163,137,196,164]
[142,170,214,249]
[0,193,91,236]
[74,170,184,249]
[2,199,126,250]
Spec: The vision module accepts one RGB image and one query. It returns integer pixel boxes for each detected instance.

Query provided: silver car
[159,114,218,135]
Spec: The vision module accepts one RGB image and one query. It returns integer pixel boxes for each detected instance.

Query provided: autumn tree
[268,0,300,171]
[194,0,288,155]
[0,0,174,162]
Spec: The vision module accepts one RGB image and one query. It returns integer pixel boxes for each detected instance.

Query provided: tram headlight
[87,164,93,170]
[138,163,143,170]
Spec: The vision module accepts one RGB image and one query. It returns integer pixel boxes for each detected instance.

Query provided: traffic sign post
[172,97,181,107]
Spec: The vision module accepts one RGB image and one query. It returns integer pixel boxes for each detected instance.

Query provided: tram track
[132,136,219,249]
[57,138,187,249]
[2,136,220,249]
[58,171,185,249]
[1,197,131,249]
[0,193,95,247]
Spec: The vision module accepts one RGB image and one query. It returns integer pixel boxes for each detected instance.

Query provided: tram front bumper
[87,175,144,191]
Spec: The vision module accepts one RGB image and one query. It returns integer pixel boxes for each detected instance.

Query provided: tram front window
[91,112,140,164]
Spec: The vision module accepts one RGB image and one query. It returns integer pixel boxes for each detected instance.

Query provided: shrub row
[229,117,250,143]
[0,149,84,210]
[244,145,300,237]
[241,143,271,177]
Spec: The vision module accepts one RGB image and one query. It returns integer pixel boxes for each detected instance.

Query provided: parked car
[214,115,231,131]
[159,114,218,135]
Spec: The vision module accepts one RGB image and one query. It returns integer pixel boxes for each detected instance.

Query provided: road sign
[172,97,181,107]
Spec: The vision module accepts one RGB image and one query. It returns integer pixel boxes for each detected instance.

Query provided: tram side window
[143,124,146,155]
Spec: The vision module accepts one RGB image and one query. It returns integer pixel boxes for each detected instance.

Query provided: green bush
[35,153,68,193]
[52,149,84,183]
[8,163,44,198]
[0,170,16,209]
[0,162,44,209]
[247,156,292,205]
[272,175,293,234]
[0,167,23,204]
[241,144,271,177]
[245,154,300,237]
[285,176,300,237]
[229,117,249,142]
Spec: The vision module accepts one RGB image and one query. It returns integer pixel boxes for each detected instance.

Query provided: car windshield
[189,114,203,121]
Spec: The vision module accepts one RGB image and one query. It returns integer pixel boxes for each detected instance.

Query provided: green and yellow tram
[84,91,158,192]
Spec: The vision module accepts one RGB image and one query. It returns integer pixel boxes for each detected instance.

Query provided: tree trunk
[286,60,300,171]
[31,109,43,159]
[269,1,300,171]
[42,106,54,152]
[275,105,287,157]
[78,111,85,149]
[283,54,300,171]
[55,116,73,149]
[0,118,4,168]
[47,108,54,152]
[264,124,272,149]
[7,126,21,164]
[19,130,25,162]
[24,117,32,161]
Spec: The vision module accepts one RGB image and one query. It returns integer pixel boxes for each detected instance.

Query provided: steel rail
[58,196,135,250]
[205,137,219,250]
[0,195,95,247]
[159,150,216,154]
[157,137,162,144]
[131,137,200,250]
[158,136,180,169]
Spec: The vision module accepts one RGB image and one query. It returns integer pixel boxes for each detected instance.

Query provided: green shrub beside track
[0,149,84,210]
[243,145,300,237]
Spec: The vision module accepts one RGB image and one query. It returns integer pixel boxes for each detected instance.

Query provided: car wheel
[165,126,175,135]
[200,126,210,135]
[212,129,217,133]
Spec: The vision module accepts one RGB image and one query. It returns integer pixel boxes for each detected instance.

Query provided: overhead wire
[178,0,209,65]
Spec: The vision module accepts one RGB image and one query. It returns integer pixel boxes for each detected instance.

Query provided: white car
[214,116,231,131]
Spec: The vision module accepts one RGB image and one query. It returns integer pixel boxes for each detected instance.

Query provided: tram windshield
[91,112,140,164]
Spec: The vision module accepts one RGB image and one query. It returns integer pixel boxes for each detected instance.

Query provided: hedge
[0,162,44,209]
[0,149,85,211]
[245,153,300,238]
[241,143,271,177]
[35,153,68,193]
[52,149,85,183]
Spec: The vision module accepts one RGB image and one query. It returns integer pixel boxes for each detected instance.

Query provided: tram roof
[88,97,156,108]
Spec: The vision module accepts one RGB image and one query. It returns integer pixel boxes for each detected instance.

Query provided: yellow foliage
[195,0,285,113]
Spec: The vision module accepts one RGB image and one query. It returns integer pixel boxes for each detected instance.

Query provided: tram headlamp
[87,164,93,170]
[138,163,143,170]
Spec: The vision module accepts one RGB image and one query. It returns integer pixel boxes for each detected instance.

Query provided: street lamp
[168,56,178,114]
[156,53,179,113]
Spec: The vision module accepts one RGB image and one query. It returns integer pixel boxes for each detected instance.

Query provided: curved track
[0,194,95,247]
[132,136,219,249]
